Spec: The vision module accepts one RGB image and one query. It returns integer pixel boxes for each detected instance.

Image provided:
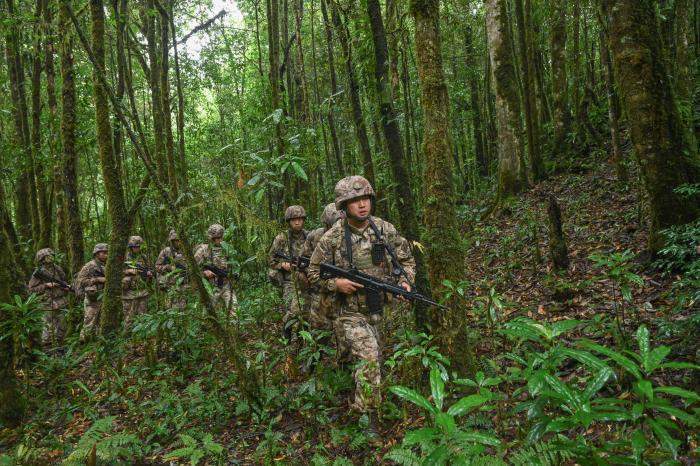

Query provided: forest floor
[1,160,698,465]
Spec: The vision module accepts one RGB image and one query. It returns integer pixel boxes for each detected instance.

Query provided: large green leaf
[430,367,445,411]
[648,403,699,426]
[655,386,700,403]
[390,386,436,415]
[636,325,650,360]
[446,394,487,417]
[634,379,654,402]
[582,367,613,401]
[403,427,439,446]
[556,348,611,372]
[648,418,680,459]
[645,346,671,373]
[551,319,583,338]
[421,444,450,466]
[582,341,643,380]
[544,373,580,409]
[434,413,456,435]
[455,430,501,446]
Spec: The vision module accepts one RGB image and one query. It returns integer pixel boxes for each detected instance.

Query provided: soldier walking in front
[27,248,70,346]
[307,176,415,440]
[268,205,308,341]
[122,235,152,327]
[194,224,238,317]
[76,243,108,342]
[155,230,189,310]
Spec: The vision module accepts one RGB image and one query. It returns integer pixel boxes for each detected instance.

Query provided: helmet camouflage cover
[321,202,342,227]
[207,223,225,239]
[92,243,108,255]
[284,205,307,221]
[168,229,179,242]
[334,175,375,210]
[128,235,144,247]
[36,248,54,263]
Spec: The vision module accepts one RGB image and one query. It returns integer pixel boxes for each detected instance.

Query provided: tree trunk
[602,0,700,252]
[367,0,431,327]
[412,0,475,374]
[514,0,543,181]
[293,0,309,121]
[169,0,189,194]
[674,0,692,114]
[320,0,344,173]
[465,24,487,177]
[330,0,376,186]
[486,0,527,196]
[599,28,627,183]
[550,0,571,156]
[90,0,130,337]
[267,0,285,161]
[44,0,60,248]
[59,0,85,276]
[145,0,168,185]
[159,3,178,196]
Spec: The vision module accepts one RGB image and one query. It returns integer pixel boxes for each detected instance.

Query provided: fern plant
[63,416,142,465]
[164,432,224,465]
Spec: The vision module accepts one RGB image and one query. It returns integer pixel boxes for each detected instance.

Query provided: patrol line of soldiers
[27,224,237,345]
[268,175,416,437]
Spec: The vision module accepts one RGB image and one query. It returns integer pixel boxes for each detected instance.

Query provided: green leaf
[403,427,439,446]
[635,379,654,401]
[659,362,700,371]
[645,346,671,373]
[631,428,646,462]
[557,348,611,372]
[655,386,700,403]
[291,161,308,181]
[551,319,583,338]
[582,341,643,380]
[648,403,699,425]
[422,445,450,466]
[637,325,650,359]
[582,367,613,401]
[648,418,680,459]
[446,394,488,417]
[544,373,580,409]
[434,412,456,434]
[429,367,445,411]
[390,386,436,415]
[456,431,501,446]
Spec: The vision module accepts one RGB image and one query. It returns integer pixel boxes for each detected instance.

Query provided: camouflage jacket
[27,264,69,310]
[194,243,230,286]
[298,227,326,291]
[76,259,106,301]
[307,216,416,315]
[155,246,187,287]
[268,229,308,283]
[122,251,150,299]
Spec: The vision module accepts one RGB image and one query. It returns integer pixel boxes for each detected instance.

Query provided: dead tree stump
[547,195,569,272]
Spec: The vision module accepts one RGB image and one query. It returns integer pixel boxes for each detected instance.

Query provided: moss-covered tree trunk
[168,0,189,194]
[486,0,527,196]
[59,0,85,275]
[368,0,431,328]
[159,3,178,196]
[465,23,487,177]
[144,0,168,186]
[412,0,475,375]
[320,0,344,174]
[602,0,700,252]
[599,27,627,183]
[90,0,129,337]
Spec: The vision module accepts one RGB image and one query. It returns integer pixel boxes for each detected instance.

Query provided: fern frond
[383,447,420,466]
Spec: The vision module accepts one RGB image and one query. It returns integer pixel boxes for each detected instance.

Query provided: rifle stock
[273,251,310,270]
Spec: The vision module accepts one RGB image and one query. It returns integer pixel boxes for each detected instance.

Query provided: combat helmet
[207,223,225,239]
[168,229,179,242]
[284,205,307,222]
[92,243,108,255]
[321,202,342,227]
[128,235,144,248]
[334,175,375,210]
[36,248,54,264]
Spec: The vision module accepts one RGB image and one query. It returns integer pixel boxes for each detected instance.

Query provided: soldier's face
[96,251,108,262]
[131,246,141,254]
[346,196,372,221]
[288,217,305,232]
[212,237,222,246]
[172,239,182,250]
[44,255,54,265]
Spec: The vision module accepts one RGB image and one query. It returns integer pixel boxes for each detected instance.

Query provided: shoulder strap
[344,220,354,268]
[368,217,412,285]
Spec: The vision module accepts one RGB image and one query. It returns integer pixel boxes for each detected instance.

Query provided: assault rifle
[163,257,188,279]
[202,263,231,288]
[319,262,447,314]
[32,269,73,292]
[274,251,310,270]
[125,261,155,279]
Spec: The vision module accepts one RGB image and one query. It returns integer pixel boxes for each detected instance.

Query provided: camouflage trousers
[80,298,102,341]
[123,296,148,327]
[165,286,188,310]
[211,283,238,318]
[306,291,333,332]
[282,280,305,336]
[42,310,66,346]
[334,312,382,412]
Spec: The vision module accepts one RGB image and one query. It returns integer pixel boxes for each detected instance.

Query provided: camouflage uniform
[307,177,415,413]
[27,248,69,345]
[300,203,343,331]
[155,230,188,310]
[268,205,308,337]
[122,236,151,326]
[77,244,108,341]
[194,224,238,317]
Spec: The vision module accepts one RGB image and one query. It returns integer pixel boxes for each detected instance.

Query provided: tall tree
[59,0,85,275]
[601,0,700,252]
[550,0,571,156]
[320,0,344,173]
[144,0,168,185]
[411,0,474,374]
[486,0,527,195]
[367,0,431,326]
[465,22,487,177]
[89,0,130,336]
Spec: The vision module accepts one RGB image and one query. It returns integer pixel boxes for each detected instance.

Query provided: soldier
[268,205,308,341]
[27,248,70,346]
[122,235,152,327]
[155,229,188,310]
[307,176,415,438]
[299,203,343,332]
[194,224,238,316]
[76,243,108,342]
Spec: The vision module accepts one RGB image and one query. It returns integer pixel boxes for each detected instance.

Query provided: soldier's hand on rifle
[126,268,138,276]
[45,282,56,289]
[280,262,292,272]
[169,264,176,272]
[335,278,364,294]
[396,281,411,301]
[203,270,216,279]
[96,277,106,284]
